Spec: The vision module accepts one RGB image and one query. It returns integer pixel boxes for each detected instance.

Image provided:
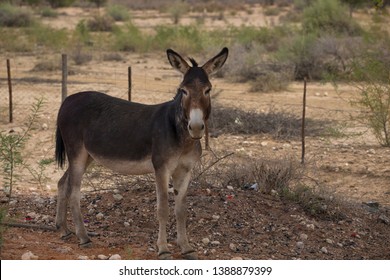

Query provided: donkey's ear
[202,47,229,76]
[167,49,190,74]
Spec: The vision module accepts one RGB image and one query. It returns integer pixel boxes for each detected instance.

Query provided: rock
[113,194,123,201]
[26,212,37,219]
[212,215,220,221]
[96,212,104,220]
[124,222,130,227]
[109,254,121,260]
[98,254,108,260]
[296,241,304,249]
[88,209,95,215]
[210,249,217,254]
[229,243,237,252]
[248,183,258,191]
[364,201,379,209]
[34,197,45,205]
[226,185,234,191]
[367,149,375,154]
[56,246,72,254]
[300,233,308,241]
[326,238,334,244]
[231,257,243,260]
[41,123,48,130]
[21,251,38,260]
[260,141,268,147]
[306,224,315,230]
[378,214,390,225]
[202,238,210,245]
[321,247,328,254]
[78,255,89,260]
[211,241,220,246]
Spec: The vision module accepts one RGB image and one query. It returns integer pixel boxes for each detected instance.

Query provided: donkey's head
[167,48,228,139]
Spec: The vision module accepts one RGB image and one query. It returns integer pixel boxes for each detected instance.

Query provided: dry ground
[0,6,389,260]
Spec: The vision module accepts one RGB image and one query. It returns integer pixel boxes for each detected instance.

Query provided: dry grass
[209,105,328,139]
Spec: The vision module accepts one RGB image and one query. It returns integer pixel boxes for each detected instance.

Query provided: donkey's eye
[181,89,188,95]
[205,88,211,95]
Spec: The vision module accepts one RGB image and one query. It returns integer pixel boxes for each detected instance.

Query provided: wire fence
[0,53,358,128]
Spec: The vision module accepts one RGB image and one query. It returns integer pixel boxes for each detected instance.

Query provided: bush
[27,24,69,50]
[106,4,130,22]
[210,105,327,139]
[249,62,294,92]
[112,23,148,52]
[302,0,362,35]
[40,7,58,18]
[347,45,390,146]
[0,3,34,27]
[153,25,204,53]
[87,14,114,32]
[167,0,189,24]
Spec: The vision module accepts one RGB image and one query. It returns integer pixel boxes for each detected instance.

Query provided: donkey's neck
[171,91,196,145]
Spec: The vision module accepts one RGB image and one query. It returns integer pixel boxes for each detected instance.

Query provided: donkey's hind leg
[55,170,73,240]
[68,154,92,247]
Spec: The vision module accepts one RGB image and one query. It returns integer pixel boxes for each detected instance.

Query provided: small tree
[0,98,44,200]
[348,50,390,146]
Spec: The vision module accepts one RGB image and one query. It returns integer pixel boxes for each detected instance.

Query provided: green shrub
[87,14,115,32]
[348,47,390,146]
[0,3,34,27]
[40,7,58,18]
[231,26,289,52]
[106,4,130,22]
[167,0,189,24]
[153,25,204,53]
[27,24,69,50]
[302,0,362,35]
[112,23,148,52]
[277,33,319,79]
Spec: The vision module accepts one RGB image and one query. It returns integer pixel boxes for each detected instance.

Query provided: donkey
[55,48,228,260]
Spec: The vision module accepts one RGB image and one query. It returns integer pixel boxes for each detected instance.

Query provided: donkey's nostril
[201,124,205,130]
[189,124,193,130]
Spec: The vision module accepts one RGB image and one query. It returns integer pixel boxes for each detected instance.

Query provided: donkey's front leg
[155,169,172,260]
[172,165,197,260]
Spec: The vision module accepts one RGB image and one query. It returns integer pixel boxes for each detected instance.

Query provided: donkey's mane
[188,58,198,67]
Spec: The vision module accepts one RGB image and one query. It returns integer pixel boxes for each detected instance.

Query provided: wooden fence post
[128,66,132,101]
[301,77,307,164]
[61,54,67,103]
[6,59,13,123]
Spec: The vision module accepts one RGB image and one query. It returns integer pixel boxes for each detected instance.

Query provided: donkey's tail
[55,127,66,169]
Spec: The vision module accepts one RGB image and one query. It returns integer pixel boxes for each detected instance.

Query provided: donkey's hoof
[60,232,74,240]
[182,250,198,260]
[79,240,93,248]
[158,251,173,260]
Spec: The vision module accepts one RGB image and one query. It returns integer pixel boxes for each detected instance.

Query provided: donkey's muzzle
[188,108,205,139]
